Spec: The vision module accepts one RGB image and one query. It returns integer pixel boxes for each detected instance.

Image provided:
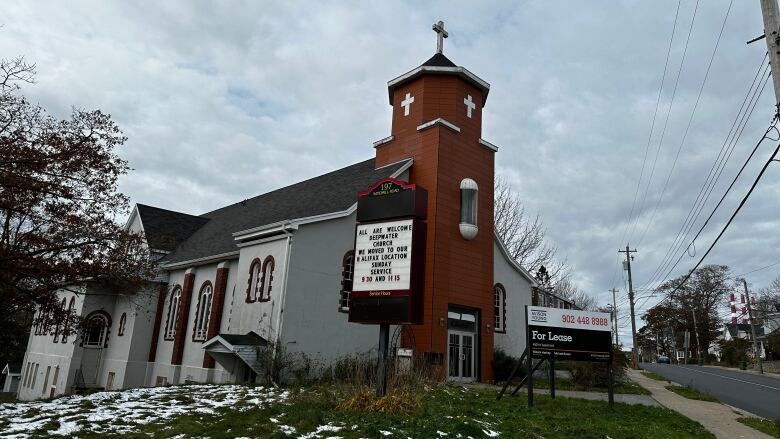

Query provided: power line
[626,0,701,245]
[649,110,777,291]
[636,0,735,247]
[639,57,772,290]
[611,2,683,298]
[733,260,780,278]
[619,0,683,249]
[665,140,780,297]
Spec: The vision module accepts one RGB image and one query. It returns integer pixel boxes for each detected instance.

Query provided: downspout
[269,221,295,386]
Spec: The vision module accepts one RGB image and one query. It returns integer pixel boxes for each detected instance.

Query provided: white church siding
[493,240,536,359]
[282,213,381,367]
[232,235,290,343]
[18,287,85,401]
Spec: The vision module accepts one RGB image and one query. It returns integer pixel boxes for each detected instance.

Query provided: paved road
[640,363,780,420]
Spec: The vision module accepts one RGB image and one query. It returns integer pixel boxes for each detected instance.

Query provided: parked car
[658,355,671,364]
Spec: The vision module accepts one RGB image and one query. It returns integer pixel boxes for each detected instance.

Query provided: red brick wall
[203,266,229,368]
[376,72,495,381]
[148,283,168,362]
[171,271,195,365]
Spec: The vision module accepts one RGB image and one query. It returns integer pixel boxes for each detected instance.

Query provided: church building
[17,23,575,401]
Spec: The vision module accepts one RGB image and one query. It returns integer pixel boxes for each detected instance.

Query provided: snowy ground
[0,384,289,438]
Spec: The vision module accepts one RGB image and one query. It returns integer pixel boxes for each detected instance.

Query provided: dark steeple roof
[421,53,457,68]
[136,204,210,252]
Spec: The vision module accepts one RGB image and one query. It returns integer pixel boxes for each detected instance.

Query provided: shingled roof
[421,53,457,68]
[161,158,410,265]
[136,204,210,252]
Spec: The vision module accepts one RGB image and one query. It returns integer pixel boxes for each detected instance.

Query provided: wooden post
[526,306,534,408]
[376,324,390,397]
[607,361,614,409]
[549,358,556,399]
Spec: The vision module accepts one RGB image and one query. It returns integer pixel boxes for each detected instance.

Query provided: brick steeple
[373,24,496,382]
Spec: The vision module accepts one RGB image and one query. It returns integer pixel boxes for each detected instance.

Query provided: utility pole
[610,288,620,346]
[759,0,780,111]
[619,245,638,369]
[742,278,764,374]
[692,309,702,364]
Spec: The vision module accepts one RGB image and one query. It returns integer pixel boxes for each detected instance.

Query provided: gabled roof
[202,331,268,351]
[136,204,210,252]
[162,158,411,265]
[494,236,538,287]
[2,363,21,375]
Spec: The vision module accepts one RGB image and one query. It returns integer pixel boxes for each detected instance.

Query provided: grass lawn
[129,385,710,438]
[641,370,668,381]
[1,383,715,438]
[737,417,780,438]
[664,385,718,402]
[531,377,650,395]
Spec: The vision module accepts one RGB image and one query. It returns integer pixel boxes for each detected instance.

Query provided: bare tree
[493,176,596,307]
[494,176,569,286]
[757,276,780,315]
[1,55,154,365]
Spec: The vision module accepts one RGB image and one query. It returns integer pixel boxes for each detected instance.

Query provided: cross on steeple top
[432,20,448,54]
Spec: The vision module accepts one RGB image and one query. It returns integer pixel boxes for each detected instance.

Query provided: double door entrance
[447,308,478,382]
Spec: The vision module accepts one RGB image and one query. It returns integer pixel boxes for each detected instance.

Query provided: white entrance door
[81,348,102,386]
[448,330,476,382]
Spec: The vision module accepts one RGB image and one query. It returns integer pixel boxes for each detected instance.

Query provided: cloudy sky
[4,1,779,345]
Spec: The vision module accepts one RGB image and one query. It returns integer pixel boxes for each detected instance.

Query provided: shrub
[719,339,751,367]
[491,349,517,383]
[336,388,422,415]
[569,347,627,388]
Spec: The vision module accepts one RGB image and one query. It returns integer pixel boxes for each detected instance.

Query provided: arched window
[82,311,111,348]
[246,258,262,303]
[118,312,127,336]
[459,178,478,240]
[193,282,213,341]
[338,251,355,313]
[259,256,275,301]
[53,298,66,343]
[164,286,182,340]
[62,297,76,343]
[494,284,506,333]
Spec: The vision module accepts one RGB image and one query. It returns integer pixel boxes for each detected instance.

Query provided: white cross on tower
[432,20,448,54]
[401,92,415,116]
[464,94,476,118]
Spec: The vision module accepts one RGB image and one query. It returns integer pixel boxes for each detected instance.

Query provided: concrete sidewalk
[628,369,773,439]
[468,382,659,406]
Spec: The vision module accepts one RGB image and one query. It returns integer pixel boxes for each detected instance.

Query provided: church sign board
[349,178,427,325]
[526,306,612,362]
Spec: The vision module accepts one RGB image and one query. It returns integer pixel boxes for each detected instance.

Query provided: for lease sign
[352,219,414,292]
[527,306,613,362]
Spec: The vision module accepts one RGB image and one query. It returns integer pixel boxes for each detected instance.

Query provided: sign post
[376,323,390,397]
[349,178,427,397]
[526,306,534,408]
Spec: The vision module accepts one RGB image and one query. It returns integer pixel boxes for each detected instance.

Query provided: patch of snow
[482,429,499,437]
[0,384,288,439]
[379,430,393,436]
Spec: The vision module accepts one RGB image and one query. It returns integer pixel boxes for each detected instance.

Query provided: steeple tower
[374,22,497,382]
